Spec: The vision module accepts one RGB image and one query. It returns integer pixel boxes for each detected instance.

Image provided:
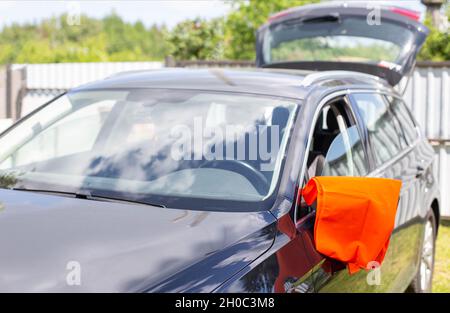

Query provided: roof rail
[106,68,167,80]
[300,70,384,87]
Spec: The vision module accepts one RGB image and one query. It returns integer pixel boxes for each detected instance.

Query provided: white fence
[403,65,450,218]
[19,62,163,115]
[24,61,163,90]
[2,61,449,217]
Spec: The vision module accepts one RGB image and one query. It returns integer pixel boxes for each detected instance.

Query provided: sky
[0,1,233,29]
[0,0,426,30]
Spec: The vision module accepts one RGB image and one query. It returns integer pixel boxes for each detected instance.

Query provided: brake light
[390,7,421,21]
[268,9,294,22]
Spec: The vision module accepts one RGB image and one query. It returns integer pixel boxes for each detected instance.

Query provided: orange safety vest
[302,176,402,274]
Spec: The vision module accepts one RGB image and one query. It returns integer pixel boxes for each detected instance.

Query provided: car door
[334,92,422,292]
[294,94,382,292]
[381,94,432,288]
[256,3,429,92]
[299,92,426,292]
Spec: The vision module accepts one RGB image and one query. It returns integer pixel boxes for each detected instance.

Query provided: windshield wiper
[11,187,81,198]
[88,193,166,208]
[10,187,165,208]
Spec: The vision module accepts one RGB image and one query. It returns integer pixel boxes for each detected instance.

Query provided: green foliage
[168,18,225,60]
[224,0,320,60]
[223,0,448,61]
[0,1,448,64]
[0,13,170,64]
[418,9,450,62]
[271,38,399,63]
[433,221,450,293]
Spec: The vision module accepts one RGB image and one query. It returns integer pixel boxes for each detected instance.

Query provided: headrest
[271,106,290,130]
[326,110,339,131]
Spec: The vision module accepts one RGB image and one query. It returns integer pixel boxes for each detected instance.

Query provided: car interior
[299,97,365,220]
[306,98,354,180]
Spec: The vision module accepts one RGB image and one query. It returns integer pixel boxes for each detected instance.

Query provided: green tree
[168,18,225,60]
[2,1,448,64]
[418,7,450,61]
[224,0,319,60]
[0,13,170,64]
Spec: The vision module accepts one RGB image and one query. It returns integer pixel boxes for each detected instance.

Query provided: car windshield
[0,89,297,210]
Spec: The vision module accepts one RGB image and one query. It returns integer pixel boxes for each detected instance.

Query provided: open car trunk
[256,3,429,87]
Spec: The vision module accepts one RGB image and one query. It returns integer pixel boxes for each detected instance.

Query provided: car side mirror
[302,176,401,274]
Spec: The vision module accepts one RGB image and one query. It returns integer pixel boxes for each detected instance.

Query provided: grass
[433,220,450,293]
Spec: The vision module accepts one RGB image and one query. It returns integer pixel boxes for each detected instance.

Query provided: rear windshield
[262,16,415,66]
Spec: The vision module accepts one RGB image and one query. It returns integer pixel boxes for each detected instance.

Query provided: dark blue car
[0,3,440,292]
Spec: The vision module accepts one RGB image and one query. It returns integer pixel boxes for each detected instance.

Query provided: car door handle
[416,166,426,178]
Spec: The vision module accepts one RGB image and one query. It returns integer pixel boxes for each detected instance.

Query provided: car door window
[306,99,368,179]
[386,95,418,146]
[322,124,367,176]
[298,98,368,220]
[352,93,404,167]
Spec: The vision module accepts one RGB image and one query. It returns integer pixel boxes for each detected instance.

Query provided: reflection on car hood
[0,189,276,292]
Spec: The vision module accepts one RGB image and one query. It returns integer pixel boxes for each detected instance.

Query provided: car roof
[72,68,390,100]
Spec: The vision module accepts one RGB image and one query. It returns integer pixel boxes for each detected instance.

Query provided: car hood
[0,189,276,292]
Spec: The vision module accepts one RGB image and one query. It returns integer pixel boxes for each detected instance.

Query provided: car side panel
[308,142,421,292]
[215,213,319,293]
[217,88,439,294]
[311,91,430,292]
